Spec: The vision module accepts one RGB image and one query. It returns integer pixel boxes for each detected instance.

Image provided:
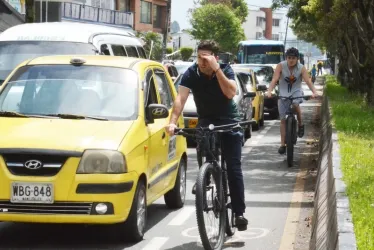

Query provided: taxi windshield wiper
[45,113,108,121]
[0,111,29,117]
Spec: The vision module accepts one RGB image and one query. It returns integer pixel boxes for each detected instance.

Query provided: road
[0,84,323,250]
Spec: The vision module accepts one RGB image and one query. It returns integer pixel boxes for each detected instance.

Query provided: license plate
[11,182,54,204]
[188,119,198,128]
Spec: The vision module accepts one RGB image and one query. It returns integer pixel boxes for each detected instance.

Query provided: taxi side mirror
[257,84,268,91]
[147,104,169,123]
[244,92,256,98]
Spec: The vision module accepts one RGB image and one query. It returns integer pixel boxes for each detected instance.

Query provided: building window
[256,17,265,27]
[273,19,280,27]
[272,34,280,40]
[91,0,115,10]
[153,5,162,28]
[140,0,152,24]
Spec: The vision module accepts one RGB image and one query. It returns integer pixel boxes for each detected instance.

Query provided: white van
[0,22,147,84]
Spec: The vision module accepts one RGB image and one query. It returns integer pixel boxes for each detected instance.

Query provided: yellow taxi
[231,65,266,130]
[0,55,188,242]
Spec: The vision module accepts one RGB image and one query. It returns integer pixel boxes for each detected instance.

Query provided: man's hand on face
[201,53,220,72]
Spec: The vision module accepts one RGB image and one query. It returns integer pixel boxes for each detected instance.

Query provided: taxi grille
[0,201,93,215]
[1,150,80,176]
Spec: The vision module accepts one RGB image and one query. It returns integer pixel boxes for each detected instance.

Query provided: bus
[237,40,285,68]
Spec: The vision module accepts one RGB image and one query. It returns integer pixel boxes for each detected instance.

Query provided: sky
[171,0,275,30]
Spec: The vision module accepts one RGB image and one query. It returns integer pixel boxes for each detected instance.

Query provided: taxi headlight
[77,150,127,174]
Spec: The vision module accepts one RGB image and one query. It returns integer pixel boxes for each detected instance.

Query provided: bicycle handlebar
[278,95,306,100]
[174,120,254,136]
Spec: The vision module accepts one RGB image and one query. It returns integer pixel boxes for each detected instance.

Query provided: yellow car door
[144,68,168,200]
[152,67,181,189]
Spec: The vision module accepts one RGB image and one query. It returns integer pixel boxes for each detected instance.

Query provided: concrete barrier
[309,92,357,250]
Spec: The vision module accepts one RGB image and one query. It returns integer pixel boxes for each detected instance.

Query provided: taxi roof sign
[70,57,86,65]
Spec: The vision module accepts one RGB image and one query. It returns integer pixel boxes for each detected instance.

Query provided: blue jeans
[197,118,246,216]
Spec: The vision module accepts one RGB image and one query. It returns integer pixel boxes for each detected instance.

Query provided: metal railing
[61,2,134,28]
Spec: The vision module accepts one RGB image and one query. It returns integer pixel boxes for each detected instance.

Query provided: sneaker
[235,216,248,231]
[298,124,305,138]
[278,145,286,154]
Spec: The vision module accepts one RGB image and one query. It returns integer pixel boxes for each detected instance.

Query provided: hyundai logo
[24,160,43,170]
[152,108,166,116]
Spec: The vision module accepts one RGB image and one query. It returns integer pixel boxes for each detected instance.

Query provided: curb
[309,88,357,250]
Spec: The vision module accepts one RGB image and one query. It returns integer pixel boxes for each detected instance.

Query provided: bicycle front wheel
[196,162,226,250]
[286,116,294,167]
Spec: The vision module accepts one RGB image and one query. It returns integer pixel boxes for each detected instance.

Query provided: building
[242,7,296,41]
[3,0,169,34]
[0,0,24,32]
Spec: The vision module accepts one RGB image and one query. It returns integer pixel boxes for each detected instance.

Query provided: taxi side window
[154,69,173,108]
[144,70,158,106]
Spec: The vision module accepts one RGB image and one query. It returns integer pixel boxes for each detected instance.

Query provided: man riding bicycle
[266,47,318,155]
[165,40,248,231]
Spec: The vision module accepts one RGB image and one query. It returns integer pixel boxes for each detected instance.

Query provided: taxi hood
[0,118,133,152]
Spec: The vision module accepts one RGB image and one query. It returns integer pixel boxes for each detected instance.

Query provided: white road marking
[141,237,169,250]
[250,140,259,145]
[168,206,195,226]
[260,130,268,135]
[256,135,264,140]
[269,120,277,126]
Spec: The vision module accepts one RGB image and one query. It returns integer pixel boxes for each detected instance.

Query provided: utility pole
[25,0,35,23]
[284,16,289,49]
[162,0,172,61]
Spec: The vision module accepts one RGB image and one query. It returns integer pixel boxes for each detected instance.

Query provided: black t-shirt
[180,63,239,120]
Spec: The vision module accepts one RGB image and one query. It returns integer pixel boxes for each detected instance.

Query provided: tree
[272,0,374,106]
[196,0,248,23]
[180,47,194,61]
[25,0,35,23]
[190,3,245,53]
[136,31,163,61]
[166,47,173,54]
[231,0,249,23]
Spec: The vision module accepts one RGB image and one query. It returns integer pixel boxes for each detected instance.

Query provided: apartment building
[243,7,296,41]
[3,0,169,34]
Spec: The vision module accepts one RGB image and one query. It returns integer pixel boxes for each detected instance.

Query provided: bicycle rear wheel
[286,116,294,167]
[196,163,226,250]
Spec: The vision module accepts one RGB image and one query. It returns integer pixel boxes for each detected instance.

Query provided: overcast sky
[171,0,276,30]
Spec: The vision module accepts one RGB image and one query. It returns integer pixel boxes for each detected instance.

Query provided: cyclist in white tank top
[266,47,319,155]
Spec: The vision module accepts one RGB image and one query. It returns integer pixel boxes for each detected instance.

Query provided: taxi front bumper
[0,156,138,224]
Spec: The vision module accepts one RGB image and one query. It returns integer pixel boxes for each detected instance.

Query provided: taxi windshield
[0,65,138,121]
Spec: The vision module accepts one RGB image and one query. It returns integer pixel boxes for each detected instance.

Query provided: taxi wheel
[116,180,147,242]
[164,158,187,209]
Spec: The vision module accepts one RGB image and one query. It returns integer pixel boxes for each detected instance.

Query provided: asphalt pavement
[0,83,323,250]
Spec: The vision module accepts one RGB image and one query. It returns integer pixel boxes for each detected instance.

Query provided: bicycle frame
[174,121,251,249]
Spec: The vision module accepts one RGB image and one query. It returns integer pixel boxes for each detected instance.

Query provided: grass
[325,76,374,249]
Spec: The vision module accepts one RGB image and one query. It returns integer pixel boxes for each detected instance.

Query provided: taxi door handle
[162,132,166,139]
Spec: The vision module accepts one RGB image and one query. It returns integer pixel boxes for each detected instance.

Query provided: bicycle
[174,121,252,250]
[278,95,305,168]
